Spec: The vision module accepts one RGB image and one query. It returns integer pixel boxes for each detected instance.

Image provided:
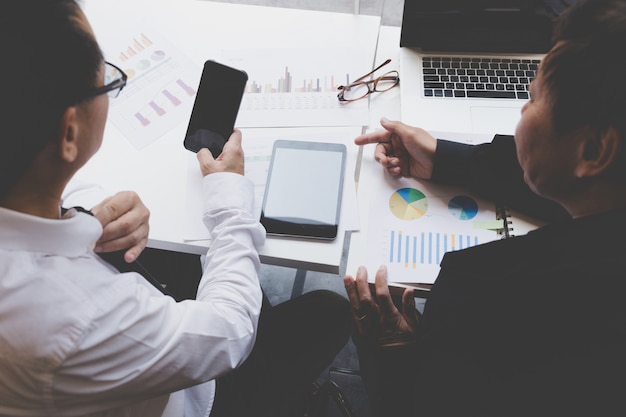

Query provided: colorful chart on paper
[362,177,502,284]
[389,188,428,220]
[448,195,479,221]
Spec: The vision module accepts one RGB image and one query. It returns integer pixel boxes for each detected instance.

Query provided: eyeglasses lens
[341,83,370,101]
[105,64,123,98]
[375,71,399,92]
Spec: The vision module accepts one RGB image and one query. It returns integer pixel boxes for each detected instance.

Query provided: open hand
[343,265,420,347]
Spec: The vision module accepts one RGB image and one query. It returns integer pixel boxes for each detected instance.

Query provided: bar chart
[104,30,201,149]
[132,79,196,128]
[245,66,347,94]
[363,176,502,283]
[387,229,482,268]
[221,47,371,127]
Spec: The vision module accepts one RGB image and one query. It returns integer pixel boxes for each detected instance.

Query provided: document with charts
[362,174,502,284]
[103,30,200,150]
[82,2,201,150]
[220,47,372,128]
[349,131,516,285]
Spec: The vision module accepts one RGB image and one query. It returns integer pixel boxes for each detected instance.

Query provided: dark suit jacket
[377,136,626,416]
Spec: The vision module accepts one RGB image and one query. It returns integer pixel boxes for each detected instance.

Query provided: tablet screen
[260,140,346,240]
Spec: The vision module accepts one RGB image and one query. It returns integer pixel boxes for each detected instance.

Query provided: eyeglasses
[82,61,128,100]
[337,59,399,102]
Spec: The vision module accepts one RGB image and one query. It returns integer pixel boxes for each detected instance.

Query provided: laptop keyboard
[421,56,539,99]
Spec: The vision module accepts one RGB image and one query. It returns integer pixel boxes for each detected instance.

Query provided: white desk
[347,25,402,278]
[75,0,381,274]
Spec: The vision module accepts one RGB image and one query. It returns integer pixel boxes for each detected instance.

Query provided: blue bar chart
[388,230,481,268]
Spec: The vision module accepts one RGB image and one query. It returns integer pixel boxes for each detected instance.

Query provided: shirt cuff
[432,139,475,186]
[201,172,256,226]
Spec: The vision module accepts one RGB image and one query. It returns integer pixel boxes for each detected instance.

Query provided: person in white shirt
[0,1,350,416]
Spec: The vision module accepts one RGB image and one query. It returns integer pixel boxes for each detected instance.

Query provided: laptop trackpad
[470,106,521,136]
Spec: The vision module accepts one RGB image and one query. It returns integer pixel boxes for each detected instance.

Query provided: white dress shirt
[0,172,265,417]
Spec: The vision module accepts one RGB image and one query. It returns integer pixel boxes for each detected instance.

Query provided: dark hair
[0,0,103,197]
[541,0,626,142]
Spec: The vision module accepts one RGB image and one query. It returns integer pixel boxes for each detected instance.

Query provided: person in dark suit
[344,0,626,415]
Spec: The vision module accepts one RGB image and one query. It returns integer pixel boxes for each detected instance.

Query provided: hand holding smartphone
[184,60,248,157]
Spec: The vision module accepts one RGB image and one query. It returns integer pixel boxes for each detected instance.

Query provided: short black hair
[0,0,104,197]
[541,0,626,140]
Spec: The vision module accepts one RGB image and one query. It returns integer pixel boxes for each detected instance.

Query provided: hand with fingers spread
[355,117,437,180]
[343,265,420,347]
[91,191,150,263]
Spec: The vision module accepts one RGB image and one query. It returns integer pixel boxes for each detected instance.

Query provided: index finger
[343,274,361,311]
[373,265,398,315]
[92,196,125,228]
[354,129,392,146]
[222,128,242,150]
[355,265,375,307]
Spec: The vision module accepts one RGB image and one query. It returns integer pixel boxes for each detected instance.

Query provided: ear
[575,126,621,178]
[57,106,80,163]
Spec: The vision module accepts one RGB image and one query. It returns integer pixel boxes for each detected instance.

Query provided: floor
[206,0,405,415]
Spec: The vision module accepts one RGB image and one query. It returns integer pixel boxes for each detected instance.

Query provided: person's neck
[0,187,64,220]
[561,182,626,219]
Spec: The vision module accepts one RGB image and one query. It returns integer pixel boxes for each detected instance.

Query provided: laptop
[399,0,579,136]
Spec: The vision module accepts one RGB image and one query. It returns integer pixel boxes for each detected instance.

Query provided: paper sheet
[350,130,503,284]
[220,47,371,128]
[93,22,201,149]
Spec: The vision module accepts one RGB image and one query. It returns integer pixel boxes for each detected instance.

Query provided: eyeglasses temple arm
[350,58,392,84]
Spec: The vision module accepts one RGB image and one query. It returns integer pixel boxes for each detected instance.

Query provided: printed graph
[245,66,347,94]
[389,188,428,220]
[105,30,200,149]
[220,47,371,127]
[118,33,153,62]
[387,229,483,268]
[388,189,486,222]
[448,195,479,220]
[132,79,196,127]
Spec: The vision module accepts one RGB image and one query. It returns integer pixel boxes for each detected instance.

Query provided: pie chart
[448,195,478,220]
[389,188,428,220]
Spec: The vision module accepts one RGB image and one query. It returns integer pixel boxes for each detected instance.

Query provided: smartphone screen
[260,140,347,240]
[184,60,248,157]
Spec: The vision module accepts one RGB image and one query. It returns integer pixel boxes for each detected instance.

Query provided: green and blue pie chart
[389,188,428,220]
[448,195,478,220]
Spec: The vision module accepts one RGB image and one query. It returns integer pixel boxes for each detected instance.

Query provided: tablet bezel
[260,140,347,240]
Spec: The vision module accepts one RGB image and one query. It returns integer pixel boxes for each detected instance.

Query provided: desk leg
[291,269,307,298]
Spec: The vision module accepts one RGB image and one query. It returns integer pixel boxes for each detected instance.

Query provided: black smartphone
[183,60,248,157]
[260,140,347,240]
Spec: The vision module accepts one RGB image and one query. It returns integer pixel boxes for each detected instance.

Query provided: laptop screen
[400,0,580,53]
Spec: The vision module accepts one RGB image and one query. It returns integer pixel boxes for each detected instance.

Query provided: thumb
[402,288,420,329]
[197,147,216,164]
[380,117,401,133]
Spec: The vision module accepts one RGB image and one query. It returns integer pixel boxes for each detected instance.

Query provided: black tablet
[260,140,347,240]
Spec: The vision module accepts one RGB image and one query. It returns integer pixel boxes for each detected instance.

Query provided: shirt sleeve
[431,136,570,223]
[52,173,265,410]
[377,344,420,417]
